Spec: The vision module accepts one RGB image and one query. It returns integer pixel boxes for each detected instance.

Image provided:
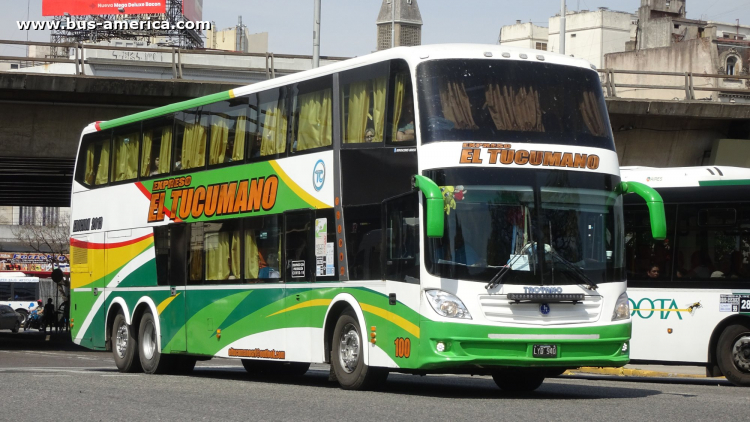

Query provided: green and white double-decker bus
[70,44,664,391]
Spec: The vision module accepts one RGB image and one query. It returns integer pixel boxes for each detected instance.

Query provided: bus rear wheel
[111,312,141,373]
[330,310,387,390]
[492,369,545,392]
[717,322,750,386]
[138,310,174,374]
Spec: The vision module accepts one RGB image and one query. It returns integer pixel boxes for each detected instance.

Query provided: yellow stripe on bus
[157,293,181,315]
[266,299,332,317]
[268,160,329,209]
[360,303,420,339]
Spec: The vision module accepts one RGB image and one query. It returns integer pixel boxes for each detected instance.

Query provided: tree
[11,213,70,301]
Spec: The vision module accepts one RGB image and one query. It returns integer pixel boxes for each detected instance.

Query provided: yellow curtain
[297,89,332,151]
[391,73,406,141]
[439,81,478,130]
[484,84,544,132]
[113,133,139,182]
[140,130,153,177]
[260,100,288,156]
[209,117,229,165]
[206,232,230,281]
[372,76,387,143]
[158,127,172,174]
[181,122,207,170]
[579,91,606,136]
[189,248,202,281]
[95,141,110,185]
[244,230,259,280]
[233,115,247,161]
[84,144,96,185]
[345,81,369,143]
[230,231,240,279]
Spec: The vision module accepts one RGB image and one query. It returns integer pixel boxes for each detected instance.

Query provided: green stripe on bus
[98,90,233,131]
[699,180,750,186]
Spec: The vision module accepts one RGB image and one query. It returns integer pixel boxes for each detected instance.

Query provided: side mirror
[619,181,666,240]
[412,175,445,238]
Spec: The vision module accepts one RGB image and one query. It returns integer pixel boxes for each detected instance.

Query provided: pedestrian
[42,298,56,333]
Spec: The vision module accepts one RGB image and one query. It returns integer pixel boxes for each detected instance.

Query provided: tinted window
[257,87,288,158]
[77,131,111,187]
[206,98,251,167]
[384,192,420,283]
[174,108,207,172]
[111,126,141,183]
[291,76,333,153]
[625,205,677,281]
[245,215,282,283]
[13,282,37,301]
[141,116,174,178]
[417,59,613,149]
[0,283,10,300]
[285,211,314,282]
[340,62,389,145]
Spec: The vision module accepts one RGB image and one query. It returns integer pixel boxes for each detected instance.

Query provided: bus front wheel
[717,322,750,386]
[492,369,545,392]
[111,312,141,373]
[330,309,387,390]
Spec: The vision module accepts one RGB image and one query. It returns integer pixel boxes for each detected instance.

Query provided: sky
[3,0,750,57]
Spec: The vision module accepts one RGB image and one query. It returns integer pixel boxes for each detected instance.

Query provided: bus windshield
[416,59,613,149]
[424,168,625,285]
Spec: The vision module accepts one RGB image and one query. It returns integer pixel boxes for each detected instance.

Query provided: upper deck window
[417,59,614,150]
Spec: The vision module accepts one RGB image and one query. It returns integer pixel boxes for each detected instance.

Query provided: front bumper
[413,319,631,371]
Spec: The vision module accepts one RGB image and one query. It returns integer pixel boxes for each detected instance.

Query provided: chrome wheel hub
[338,323,360,374]
[732,335,750,372]
[115,322,129,359]
[142,321,156,360]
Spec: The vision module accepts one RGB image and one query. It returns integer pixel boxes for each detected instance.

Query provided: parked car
[0,304,23,333]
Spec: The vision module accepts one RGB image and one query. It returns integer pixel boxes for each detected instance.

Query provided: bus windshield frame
[423,168,625,285]
[416,59,615,150]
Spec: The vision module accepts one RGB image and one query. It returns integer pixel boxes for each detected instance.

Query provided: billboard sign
[42,0,167,17]
[182,0,203,22]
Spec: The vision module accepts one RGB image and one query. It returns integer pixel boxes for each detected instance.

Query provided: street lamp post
[313,0,321,68]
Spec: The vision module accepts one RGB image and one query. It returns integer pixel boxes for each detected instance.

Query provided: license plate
[532,344,557,358]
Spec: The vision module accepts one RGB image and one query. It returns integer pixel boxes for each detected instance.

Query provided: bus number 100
[394,337,411,358]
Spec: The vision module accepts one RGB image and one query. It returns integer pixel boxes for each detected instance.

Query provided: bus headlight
[612,292,630,321]
[425,290,471,319]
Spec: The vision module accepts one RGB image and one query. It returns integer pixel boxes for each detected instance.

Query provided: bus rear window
[417,59,614,149]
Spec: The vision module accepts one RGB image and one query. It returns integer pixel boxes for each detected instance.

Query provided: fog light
[622,342,628,353]
[436,342,446,352]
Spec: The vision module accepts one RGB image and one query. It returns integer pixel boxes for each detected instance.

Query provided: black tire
[492,369,545,392]
[16,310,28,327]
[330,309,388,390]
[241,359,310,378]
[716,322,750,386]
[11,321,19,334]
[138,310,173,374]
[111,312,141,373]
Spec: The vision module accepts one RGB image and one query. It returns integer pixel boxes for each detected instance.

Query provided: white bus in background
[0,272,40,325]
[621,166,750,386]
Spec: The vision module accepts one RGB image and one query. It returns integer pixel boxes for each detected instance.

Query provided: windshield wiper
[546,249,598,291]
[485,250,529,290]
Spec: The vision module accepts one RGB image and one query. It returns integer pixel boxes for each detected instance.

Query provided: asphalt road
[0,331,746,421]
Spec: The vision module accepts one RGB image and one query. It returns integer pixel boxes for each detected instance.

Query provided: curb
[563,367,722,380]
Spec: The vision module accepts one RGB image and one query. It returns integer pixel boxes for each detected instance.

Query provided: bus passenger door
[283,210,315,362]
[158,224,187,353]
[70,232,107,350]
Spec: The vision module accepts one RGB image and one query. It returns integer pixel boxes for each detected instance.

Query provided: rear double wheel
[139,310,195,375]
[111,312,141,373]
[330,309,387,390]
[716,322,750,386]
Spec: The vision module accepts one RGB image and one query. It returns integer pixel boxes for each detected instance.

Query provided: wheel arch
[105,297,131,352]
[323,293,370,365]
[706,314,750,377]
